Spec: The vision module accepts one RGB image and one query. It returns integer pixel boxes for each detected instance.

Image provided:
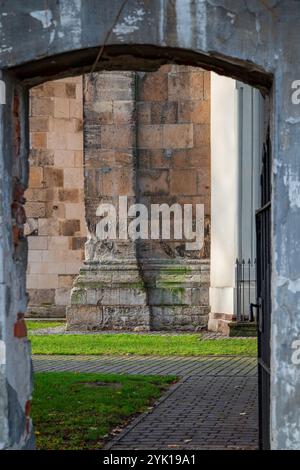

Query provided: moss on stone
[156,265,191,298]
[71,289,87,304]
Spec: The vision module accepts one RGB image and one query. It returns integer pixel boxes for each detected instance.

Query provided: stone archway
[0,0,299,450]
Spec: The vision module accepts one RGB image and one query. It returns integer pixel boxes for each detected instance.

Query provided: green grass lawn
[27,321,64,331]
[32,372,175,450]
[30,333,257,356]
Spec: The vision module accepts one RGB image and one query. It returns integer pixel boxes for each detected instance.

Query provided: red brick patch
[14,313,27,339]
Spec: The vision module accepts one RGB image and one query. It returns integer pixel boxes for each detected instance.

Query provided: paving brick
[109,373,258,450]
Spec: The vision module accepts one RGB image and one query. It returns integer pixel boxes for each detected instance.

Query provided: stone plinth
[141,259,210,330]
[66,259,150,330]
[67,259,209,331]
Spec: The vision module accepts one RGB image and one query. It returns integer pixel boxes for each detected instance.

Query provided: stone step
[228,322,257,337]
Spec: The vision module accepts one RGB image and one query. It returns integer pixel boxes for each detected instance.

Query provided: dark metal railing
[235,258,257,322]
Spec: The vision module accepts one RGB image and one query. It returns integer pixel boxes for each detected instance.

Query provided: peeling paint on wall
[283,167,300,210]
[59,0,82,47]
[278,277,300,294]
[175,0,192,48]
[30,10,53,29]
[0,340,5,365]
[113,8,145,42]
[0,80,5,104]
[195,0,207,50]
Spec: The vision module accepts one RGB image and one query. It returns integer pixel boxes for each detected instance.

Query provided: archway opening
[1,41,269,452]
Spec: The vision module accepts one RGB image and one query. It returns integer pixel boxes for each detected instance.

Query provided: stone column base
[66,260,151,331]
[141,259,210,331]
[67,259,210,331]
[207,312,234,335]
[66,305,150,331]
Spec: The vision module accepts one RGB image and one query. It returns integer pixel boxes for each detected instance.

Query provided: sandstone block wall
[136,65,211,260]
[25,77,86,318]
[27,66,211,328]
[136,65,211,329]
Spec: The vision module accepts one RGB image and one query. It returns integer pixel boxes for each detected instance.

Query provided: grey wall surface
[0,0,299,449]
[0,71,34,449]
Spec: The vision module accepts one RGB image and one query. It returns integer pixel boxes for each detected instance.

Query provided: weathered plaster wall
[0,73,34,450]
[0,0,299,450]
[25,76,85,318]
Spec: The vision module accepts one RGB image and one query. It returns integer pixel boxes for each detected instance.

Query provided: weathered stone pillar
[66,72,150,330]
[135,66,211,330]
[67,66,211,331]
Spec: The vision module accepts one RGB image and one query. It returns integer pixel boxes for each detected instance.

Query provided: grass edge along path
[30,333,257,356]
[27,321,64,331]
[32,371,176,450]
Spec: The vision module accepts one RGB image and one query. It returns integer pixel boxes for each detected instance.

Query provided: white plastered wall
[208,73,238,330]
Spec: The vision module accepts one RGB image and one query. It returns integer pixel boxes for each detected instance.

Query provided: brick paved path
[33,355,256,376]
[33,355,258,450]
